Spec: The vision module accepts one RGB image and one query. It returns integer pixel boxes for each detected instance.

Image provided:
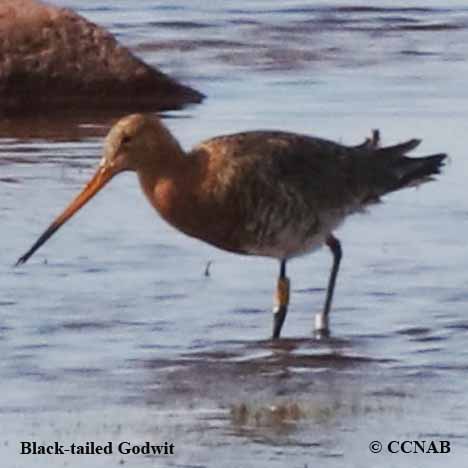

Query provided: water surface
[2,1,468,467]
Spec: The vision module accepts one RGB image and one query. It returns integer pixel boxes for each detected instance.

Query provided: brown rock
[0,0,204,115]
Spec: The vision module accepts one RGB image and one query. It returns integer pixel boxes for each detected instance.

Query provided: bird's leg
[315,234,342,336]
[272,259,290,339]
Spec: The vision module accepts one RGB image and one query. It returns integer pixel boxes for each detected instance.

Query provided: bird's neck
[137,152,241,251]
[137,151,205,233]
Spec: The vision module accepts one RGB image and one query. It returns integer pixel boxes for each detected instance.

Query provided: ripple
[62,367,105,376]
[412,347,442,354]
[396,327,432,336]
[0,177,20,184]
[38,320,116,335]
[61,321,115,332]
[15,343,50,351]
[293,287,323,294]
[400,49,440,57]
[369,388,412,398]
[147,20,215,30]
[396,22,466,31]
[153,293,187,301]
[233,307,265,315]
[445,321,468,331]
[81,267,107,274]
[410,335,446,343]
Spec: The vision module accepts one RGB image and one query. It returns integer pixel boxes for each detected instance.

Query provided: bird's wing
[189,130,359,212]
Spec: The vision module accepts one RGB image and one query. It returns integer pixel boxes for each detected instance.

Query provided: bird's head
[100,113,174,172]
[16,113,179,265]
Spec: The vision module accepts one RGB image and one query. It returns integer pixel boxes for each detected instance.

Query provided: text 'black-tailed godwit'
[17,114,446,338]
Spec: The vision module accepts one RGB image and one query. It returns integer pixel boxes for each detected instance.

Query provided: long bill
[16,165,116,266]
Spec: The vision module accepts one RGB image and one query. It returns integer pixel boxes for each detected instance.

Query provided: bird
[16,114,446,339]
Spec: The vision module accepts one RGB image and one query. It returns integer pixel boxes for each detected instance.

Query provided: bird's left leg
[272,259,290,339]
[315,234,342,336]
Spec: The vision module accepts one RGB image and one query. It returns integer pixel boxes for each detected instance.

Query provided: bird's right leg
[314,234,342,337]
[272,259,290,339]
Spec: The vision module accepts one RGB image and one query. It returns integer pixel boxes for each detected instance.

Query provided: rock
[0,0,204,115]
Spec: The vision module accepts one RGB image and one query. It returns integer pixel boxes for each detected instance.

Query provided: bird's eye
[121,135,131,145]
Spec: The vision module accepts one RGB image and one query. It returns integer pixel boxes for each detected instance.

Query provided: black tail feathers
[374,138,447,193]
[395,153,446,189]
[378,138,421,158]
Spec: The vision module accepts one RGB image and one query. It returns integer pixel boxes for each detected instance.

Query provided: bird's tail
[374,139,446,194]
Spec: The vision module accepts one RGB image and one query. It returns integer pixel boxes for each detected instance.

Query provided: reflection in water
[140,338,391,435]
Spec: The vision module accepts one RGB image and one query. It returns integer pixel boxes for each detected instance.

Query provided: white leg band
[314,312,329,333]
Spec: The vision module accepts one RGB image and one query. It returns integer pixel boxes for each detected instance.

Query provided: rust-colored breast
[138,151,246,254]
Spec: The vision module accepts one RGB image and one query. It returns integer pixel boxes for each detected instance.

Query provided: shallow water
[2,1,468,467]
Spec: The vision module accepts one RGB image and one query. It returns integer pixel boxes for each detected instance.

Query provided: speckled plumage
[181,130,443,258]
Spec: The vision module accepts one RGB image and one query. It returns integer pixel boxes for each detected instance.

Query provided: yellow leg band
[275,277,290,308]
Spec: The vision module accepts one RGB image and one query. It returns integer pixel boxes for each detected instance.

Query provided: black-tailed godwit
[17,114,446,338]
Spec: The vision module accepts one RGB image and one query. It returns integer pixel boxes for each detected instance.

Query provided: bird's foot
[272,304,287,340]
